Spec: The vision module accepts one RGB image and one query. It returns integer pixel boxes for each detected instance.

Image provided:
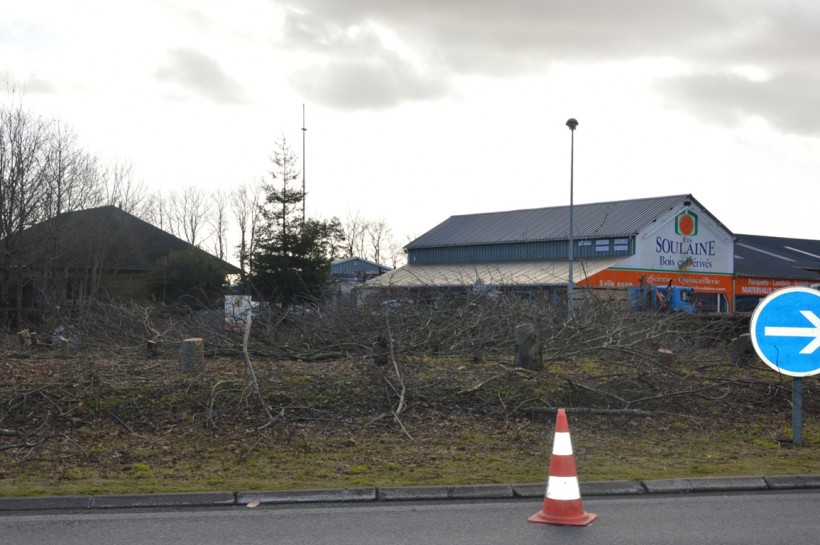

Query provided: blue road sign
[750,287,820,377]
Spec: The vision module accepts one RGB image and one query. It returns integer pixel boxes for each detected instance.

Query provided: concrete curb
[91,492,236,509]
[0,495,93,511]
[236,488,376,505]
[689,477,768,492]
[378,485,451,501]
[0,475,818,512]
[643,476,768,494]
[764,475,820,489]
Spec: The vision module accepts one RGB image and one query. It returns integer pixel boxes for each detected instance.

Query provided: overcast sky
[3,0,820,255]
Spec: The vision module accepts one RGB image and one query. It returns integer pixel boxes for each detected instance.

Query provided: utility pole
[566,118,578,321]
[302,104,307,225]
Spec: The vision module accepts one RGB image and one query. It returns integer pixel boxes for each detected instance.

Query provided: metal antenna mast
[301,104,306,224]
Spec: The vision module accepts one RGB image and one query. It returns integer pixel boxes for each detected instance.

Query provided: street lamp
[566,118,578,320]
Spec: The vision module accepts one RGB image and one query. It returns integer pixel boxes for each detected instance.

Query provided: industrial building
[363,194,820,312]
[330,256,392,299]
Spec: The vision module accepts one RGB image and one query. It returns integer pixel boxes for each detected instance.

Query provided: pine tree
[249,137,344,307]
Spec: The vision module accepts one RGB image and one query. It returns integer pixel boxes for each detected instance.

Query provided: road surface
[2,491,818,545]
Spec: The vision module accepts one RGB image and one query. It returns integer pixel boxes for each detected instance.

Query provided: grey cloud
[282,11,449,110]
[281,0,820,136]
[285,0,735,69]
[281,8,338,48]
[278,0,739,110]
[155,47,247,104]
[658,72,820,137]
[716,3,820,67]
[290,54,449,110]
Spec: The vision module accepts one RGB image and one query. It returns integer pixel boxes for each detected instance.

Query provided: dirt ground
[1,351,818,496]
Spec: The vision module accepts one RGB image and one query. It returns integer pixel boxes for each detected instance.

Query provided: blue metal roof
[406,194,718,249]
[330,256,392,276]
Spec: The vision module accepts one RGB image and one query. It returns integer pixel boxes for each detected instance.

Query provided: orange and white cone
[528,408,597,526]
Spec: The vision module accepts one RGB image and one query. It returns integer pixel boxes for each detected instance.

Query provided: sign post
[750,287,820,446]
[224,295,253,330]
[792,377,803,445]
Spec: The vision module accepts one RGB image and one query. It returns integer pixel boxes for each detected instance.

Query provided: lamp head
[566,118,579,131]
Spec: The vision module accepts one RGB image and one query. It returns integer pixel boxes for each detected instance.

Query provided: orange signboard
[581,268,734,293]
[735,277,815,297]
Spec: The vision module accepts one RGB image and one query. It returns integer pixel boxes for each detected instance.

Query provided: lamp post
[565,118,578,321]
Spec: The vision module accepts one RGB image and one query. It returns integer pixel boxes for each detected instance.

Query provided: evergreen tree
[250,137,344,307]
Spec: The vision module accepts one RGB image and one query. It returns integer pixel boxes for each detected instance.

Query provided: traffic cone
[528,408,597,526]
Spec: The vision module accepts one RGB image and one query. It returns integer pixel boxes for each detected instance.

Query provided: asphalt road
[2,491,819,545]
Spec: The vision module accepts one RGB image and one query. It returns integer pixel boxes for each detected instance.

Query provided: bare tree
[209,189,229,261]
[387,235,408,269]
[0,96,52,329]
[42,122,103,217]
[230,178,265,278]
[342,209,368,258]
[0,99,50,236]
[340,212,406,268]
[140,190,168,231]
[167,185,211,247]
[100,159,149,216]
[367,219,391,266]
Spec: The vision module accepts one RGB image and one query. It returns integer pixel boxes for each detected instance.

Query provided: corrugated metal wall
[408,237,634,264]
[331,258,390,276]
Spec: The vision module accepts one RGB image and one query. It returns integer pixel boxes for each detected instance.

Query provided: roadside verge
[1,475,819,512]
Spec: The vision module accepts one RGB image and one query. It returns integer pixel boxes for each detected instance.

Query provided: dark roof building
[1,206,240,315]
[406,194,725,253]
[733,234,820,309]
[2,205,240,273]
[734,234,820,281]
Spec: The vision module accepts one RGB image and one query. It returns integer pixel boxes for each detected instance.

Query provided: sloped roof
[734,234,820,280]
[362,258,622,289]
[406,194,727,249]
[331,256,391,270]
[3,205,240,274]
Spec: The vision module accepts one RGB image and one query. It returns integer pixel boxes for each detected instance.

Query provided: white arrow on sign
[764,310,820,355]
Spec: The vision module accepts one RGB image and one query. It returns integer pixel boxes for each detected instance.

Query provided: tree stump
[601,343,617,362]
[514,323,543,371]
[656,348,674,364]
[472,341,484,364]
[17,329,32,347]
[147,340,159,359]
[371,335,389,366]
[180,338,205,374]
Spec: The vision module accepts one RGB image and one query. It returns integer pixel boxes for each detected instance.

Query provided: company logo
[678,256,694,271]
[675,210,698,237]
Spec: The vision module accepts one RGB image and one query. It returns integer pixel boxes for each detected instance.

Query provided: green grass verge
[2,412,817,497]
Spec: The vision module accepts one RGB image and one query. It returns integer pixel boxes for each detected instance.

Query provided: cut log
[514,323,543,371]
[17,329,32,347]
[147,340,159,359]
[180,338,205,374]
[657,348,674,364]
[371,336,389,366]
